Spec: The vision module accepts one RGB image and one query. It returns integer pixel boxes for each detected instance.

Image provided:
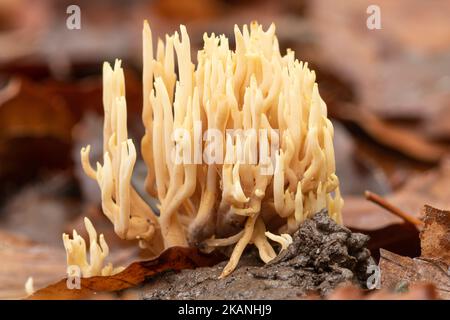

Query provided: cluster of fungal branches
[63,217,124,277]
[66,21,343,278]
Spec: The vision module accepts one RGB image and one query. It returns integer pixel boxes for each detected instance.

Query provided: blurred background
[1,0,450,298]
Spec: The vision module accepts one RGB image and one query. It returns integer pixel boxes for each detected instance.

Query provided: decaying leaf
[420,205,450,264]
[29,247,224,300]
[379,249,449,299]
[379,205,450,299]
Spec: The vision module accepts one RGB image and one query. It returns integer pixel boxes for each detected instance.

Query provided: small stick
[364,190,424,228]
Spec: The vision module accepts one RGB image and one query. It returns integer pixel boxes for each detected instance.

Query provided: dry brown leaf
[420,206,450,265]
[29,247,224,300]
[420,206,450,264]
[379,249,449,299]
[378,205,450,299]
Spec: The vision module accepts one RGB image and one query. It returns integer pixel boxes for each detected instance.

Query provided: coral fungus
[63,217,124,277]
[74,21,343,277]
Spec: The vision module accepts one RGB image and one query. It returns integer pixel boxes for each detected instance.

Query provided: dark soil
[141,210,373,299]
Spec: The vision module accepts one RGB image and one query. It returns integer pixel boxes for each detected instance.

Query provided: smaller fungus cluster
[62,217,124,277]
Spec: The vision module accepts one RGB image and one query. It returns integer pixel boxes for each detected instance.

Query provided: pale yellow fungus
[74,21,343,277]
[62,217,124,277]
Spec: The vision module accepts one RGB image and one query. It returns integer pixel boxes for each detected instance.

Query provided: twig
[364,190,424,228]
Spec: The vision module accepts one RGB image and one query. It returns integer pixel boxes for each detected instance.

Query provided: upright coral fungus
[70,21,343,277]
[63,217,124,277]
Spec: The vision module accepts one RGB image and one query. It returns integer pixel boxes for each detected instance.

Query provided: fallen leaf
[420,205,450,265]
[378,204,450,299]
[379,249,450,299]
